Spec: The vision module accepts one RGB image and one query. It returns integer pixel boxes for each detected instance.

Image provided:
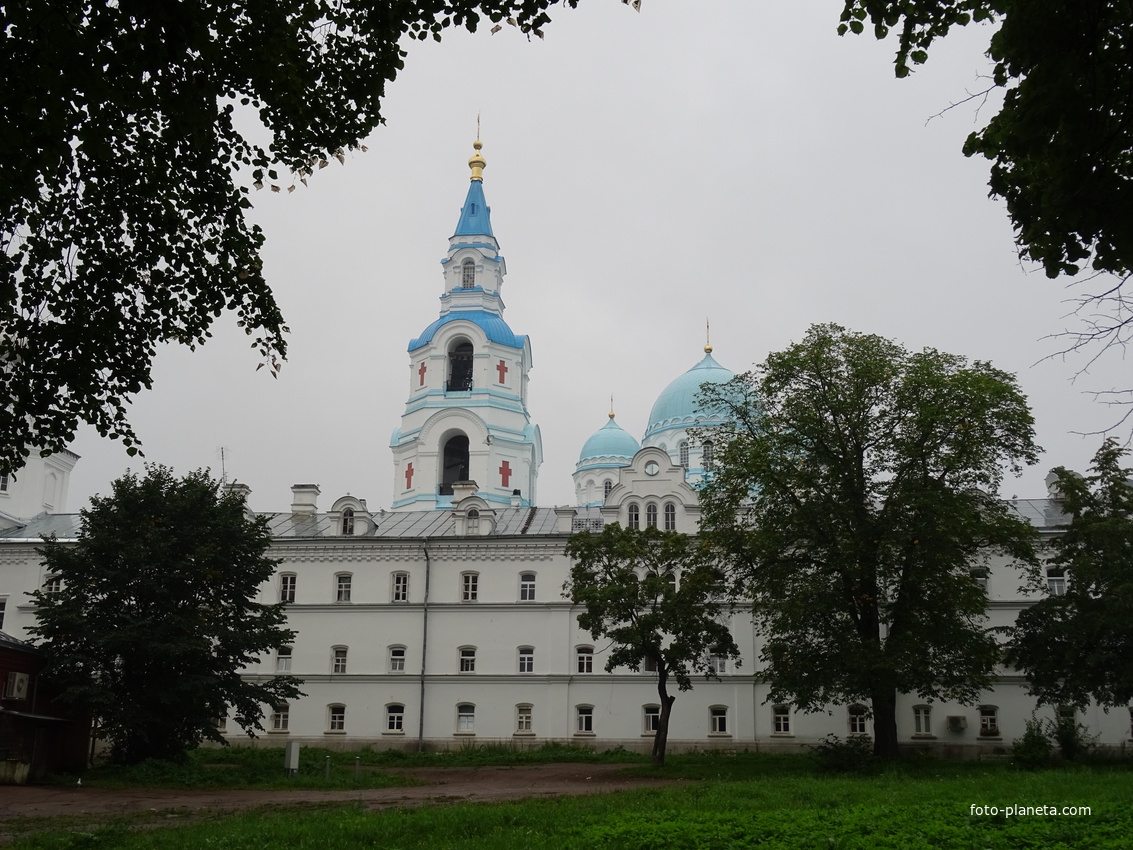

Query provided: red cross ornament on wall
[404,462,414,489]
[499,460,512,488]
[417,362,427,387]
[496,359,509,384]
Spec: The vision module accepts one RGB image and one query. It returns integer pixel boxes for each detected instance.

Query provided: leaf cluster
[697,324,1039,711]
[564,523,739,691]
[0,0,589,473]
[1007,438,1133,709]
[29,465,302,764]
[840,1,1133,284]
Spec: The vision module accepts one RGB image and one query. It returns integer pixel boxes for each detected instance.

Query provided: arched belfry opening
[440,433,470,495]
[461,258,475,289]
[448,340,474,392]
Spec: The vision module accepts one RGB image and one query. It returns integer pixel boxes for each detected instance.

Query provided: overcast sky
[64,0,1131,514]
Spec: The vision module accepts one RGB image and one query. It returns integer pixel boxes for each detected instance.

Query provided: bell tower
[389,140,542,510]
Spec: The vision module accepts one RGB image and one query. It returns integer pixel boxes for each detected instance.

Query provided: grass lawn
[11,748,1133,848]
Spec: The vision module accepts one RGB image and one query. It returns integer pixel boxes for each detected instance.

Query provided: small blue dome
[643,352,734,440]
[578,417,640,464]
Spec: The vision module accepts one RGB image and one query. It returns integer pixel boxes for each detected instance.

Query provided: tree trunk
[652,669,677,767]
[870,686,900,760]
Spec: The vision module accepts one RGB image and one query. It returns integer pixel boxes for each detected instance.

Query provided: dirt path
[0,763,676,828]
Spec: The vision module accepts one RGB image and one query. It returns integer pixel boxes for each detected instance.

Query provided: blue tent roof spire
[453,139,495,238]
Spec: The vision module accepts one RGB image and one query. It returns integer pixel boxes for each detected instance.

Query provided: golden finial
[468,118,486,181]
[609,394,616,419]
[705,318,713,354]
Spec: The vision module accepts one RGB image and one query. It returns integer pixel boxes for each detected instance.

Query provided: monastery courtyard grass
[10,751,1133,848]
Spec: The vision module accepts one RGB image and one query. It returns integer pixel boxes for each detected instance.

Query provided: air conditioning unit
[4,672,29,700]
[946,715,967,732]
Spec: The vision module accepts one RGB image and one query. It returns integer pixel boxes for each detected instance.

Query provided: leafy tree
[841,1,1133,355]
[1006,438,1133,710]
[564,523,739,767]
[697,324,1039,759]
[29,465,302,764]
[0,0,609,474]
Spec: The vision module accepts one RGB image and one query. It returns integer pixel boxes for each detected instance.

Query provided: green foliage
[1013,717,1054,770]
[811,734,878,774]
[564,523,740,766]
[0,0,598,473]
[840,1,1133,286]
[1007,439,1133,709]
[697,324,1039,758]
[29,466,302,765]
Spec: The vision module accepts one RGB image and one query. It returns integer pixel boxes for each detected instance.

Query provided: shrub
[1012,718,1053,770]
[1051,715,1097,761]
[810,734,876,774]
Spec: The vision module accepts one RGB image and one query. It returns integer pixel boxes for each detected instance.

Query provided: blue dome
[643,352,734,440]
[578,417,640,464]
[408,310,526,352]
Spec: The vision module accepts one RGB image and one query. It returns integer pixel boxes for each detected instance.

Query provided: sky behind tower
[63,1,1130,513]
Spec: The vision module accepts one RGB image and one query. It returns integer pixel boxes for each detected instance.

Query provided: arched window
[335,573,352,603]
[664,502,676,531]
[710,706,729,734]
[447,341,474,391]
[519,572,536,601]
[328,704,346,733]
[576,646,594,673]
[467,508,480,535]
[603,479,613,500]
[459,646,477,672]
[388,645,406,672]
[678,441,689,468]
[279,573,296,603]
[645,503,658,528]
[576,705,594,734]
[441,434,470,495]
[457,703,476,732]
[386,704,405,733]
[341,507,355,536]
[627,503,640,530]
[461,258,475,289]
[702,439,714,471]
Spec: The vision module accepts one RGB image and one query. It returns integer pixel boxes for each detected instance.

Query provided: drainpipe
[417,539,431,753]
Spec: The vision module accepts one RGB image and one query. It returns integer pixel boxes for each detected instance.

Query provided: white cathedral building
[1,143,1130,755]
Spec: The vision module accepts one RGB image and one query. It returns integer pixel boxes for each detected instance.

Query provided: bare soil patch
[0,763,675,835]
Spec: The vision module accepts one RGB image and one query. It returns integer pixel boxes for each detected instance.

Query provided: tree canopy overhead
[29,465,302,764]
[0,0,593,475]
[1007,439,1133,710]
[697,324,1040,759]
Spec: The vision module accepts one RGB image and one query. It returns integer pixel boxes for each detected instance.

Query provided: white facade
[2,144,1131,755]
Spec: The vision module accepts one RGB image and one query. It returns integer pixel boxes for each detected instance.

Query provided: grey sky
[65,1,1129,513]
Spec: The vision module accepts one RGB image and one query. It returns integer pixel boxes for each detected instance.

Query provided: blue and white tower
[390,141,542,510]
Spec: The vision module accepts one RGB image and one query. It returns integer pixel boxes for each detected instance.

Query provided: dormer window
[461,258,475,289]
[341,507,355,536]
[467,508,480,535]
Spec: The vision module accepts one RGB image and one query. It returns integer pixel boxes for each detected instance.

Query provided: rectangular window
[387,704,404,733]
[0,596,6,631]
[711,706,728,734]
[276,647,292,674]
[520,572,536,601]
[271,704,289,732]
[518,647,534,673]
[970,569,988,592]
[328,705,346,732]
[979,706,999,736]
[1047,569,1067,596]
[332,648,348,674]
[516,705,533,733]
[457,703,475,732]
[336,574,352,603]
[0,473,8,491]
[576,706,593,734]
[389,646,406,672]
[280,574,296,603]
[914,706,932,736]
[708,651,727,675]
[43,575,62,594]
[849,707,868,735]
[644,705,660,734]
[773,705,791,734]
[392,572,409,602]
[460,647,476,673]
[576,648,593,674]
[462,573,478,602]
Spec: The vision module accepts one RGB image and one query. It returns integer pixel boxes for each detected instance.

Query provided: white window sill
[708,732,732,738]
[325,730,346,735]
[513,731,536,737]
[382,731,405,736]
[267,730,290,735]
[454,731,476,737]
[574,732,595,737]
[770,732,794,738]
[911,734,937,740]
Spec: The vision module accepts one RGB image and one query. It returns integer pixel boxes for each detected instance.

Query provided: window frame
[664,502,677,531]
[1046,568,1067,596]
[979,705,999,737]
[913,705,932,737]
[332,646,348,674]
[848,704,869,736]
[327,704,346,733]
[643,704,660,735]
[341,507,355,536]
[645,502,658,528]
[772,704,791,735]
[389,645,406,673]
[276,646,293,674]
[386,703,405,734]
[710,705,729,735]
[335,572,352,603]
[518,646,534,674]
[459,646,477,673]
[576,646,594,674]
[519,572,536,601]
[279,573,296,603]
[270,703,290,732]
[461,572,479,602]
[627,503,640,530]
[575,705,594,735]
[391,571,409,602]
[457,702,476,734]
[460,258,475,289]
[515,703,533,735]
[43,574,62,594]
